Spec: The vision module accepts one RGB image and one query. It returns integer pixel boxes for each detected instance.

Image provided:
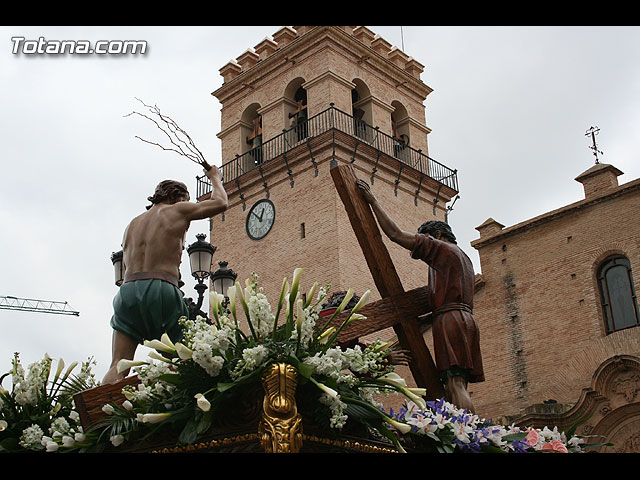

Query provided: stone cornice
[471,177,640,249]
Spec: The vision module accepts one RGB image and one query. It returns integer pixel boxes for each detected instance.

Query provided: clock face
[246,199,275,240]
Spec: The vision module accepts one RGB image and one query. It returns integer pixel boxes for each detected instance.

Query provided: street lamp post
[211,260,237,311]
[186,233,216,319]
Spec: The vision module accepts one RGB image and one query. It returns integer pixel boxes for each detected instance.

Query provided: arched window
[598,255,640,334]
[241,103,262,166]
[284,78,308,143]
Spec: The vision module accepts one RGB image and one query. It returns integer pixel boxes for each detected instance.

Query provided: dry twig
[124,98,211,170]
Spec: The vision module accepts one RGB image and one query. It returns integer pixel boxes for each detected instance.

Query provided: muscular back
[122,168,228,281]
[122,203,190,279]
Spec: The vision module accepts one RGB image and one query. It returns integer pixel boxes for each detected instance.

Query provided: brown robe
[411,233,485,383]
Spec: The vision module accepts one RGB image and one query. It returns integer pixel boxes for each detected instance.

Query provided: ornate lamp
[111,250,124,287]
[211,260,237,310]
[186,234,217,319]
[187,233,216,282]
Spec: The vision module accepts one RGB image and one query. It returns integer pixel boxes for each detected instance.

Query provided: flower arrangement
[387,398,609,453]
[98,269,422,451]
[0,353,98,452]
[0,269,610,453]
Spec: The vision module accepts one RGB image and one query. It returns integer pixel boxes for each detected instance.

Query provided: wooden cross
[330,162,445,399]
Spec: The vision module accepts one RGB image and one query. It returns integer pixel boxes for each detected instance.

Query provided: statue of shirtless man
[102,165,228,384]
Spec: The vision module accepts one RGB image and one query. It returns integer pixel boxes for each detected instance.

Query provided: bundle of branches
[125,98,212,172]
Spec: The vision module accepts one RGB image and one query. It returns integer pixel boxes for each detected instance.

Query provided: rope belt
[123,271,180,288]
[431,302,473,316]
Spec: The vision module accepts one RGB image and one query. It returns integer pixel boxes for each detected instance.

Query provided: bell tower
[199,26,459,308]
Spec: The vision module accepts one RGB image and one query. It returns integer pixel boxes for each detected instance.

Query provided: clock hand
[251,210,261,221]
[259,208,264,222]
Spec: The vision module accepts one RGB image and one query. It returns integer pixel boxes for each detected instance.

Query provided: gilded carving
[258,363,303,453]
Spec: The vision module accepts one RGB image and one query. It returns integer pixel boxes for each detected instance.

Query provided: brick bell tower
[198,26,459,317]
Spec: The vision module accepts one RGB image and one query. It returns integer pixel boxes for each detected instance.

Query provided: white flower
[116,359,146,374]
[74,432,86,443]
[69,410,80,422]
[0,420,7,431]
[141,413,172,424]
[143,338,175,354]
[350,289,371,313]
[317,327,335,344]
[19,424,44,450]
[122,400,134,411]
[194,393,211,412]
[45,440,59,452]
[386,417,411,435]
[101,404,114,415]
[110,435,125,447]
[319,392,348,429]
[62,435,75,448]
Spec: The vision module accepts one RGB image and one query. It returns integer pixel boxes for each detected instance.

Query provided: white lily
[143,339,175,354]
[116,359,146,374]
[62,435,75,448]
[175,342,193,360]
[194,393,211,412]
[345,313,366,325]
[54,357,65,380]
[63,361,79,380]
[385,417,411,435]
[305,281,318,307]
[310,377,338,398]
[101,404,114,415]
[317,327,336,344]
[291,268,304,294]
[160,333,175,350]
[381,372,408,388]
[335,288,354,315]
[227,285,237,318]
[296,298,305,333]
[45,441,59,452]
[110,434,125,447]
[351,289,371,314]
[277,277,290,313]
[122,400,134,411]
[141,413,172,424]
[0,420,7,432]
[148,351,173,364]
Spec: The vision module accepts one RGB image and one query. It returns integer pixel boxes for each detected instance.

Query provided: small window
[598,255,640,334]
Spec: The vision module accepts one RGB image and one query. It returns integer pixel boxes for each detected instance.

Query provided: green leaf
[296,362,315,380]
[178,418,198,445]
[196,411,212,435]
[157,373,183,385]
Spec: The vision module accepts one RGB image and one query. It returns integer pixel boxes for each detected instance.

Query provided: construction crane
[0,295,80,316]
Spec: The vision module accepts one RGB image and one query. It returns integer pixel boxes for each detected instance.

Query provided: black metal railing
[196,105,458,198]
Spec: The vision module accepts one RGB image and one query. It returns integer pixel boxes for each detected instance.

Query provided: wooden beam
[334,286,429,342]
[330,163,444,398]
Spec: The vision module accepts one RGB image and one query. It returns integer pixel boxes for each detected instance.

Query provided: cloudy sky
[1,26,639,382]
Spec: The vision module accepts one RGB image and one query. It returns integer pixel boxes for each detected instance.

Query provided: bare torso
[122,204,189,279]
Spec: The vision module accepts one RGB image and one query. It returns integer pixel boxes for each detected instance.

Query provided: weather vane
[585,126,603,164]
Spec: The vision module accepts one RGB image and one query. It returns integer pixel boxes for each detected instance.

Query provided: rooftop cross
[585,126,604,164]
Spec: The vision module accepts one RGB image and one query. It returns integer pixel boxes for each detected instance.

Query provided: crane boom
[0,296,80,316]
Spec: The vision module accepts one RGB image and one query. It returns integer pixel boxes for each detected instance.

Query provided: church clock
[246,199,275,240]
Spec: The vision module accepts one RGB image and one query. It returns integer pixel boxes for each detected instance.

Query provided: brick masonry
[470,164,640,420]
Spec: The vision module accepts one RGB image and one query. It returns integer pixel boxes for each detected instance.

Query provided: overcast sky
[1,26,639,381]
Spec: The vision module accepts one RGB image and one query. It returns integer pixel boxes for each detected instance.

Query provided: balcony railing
[197,105,458,198]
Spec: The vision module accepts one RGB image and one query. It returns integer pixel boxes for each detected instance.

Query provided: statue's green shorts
[110,278,187,344]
